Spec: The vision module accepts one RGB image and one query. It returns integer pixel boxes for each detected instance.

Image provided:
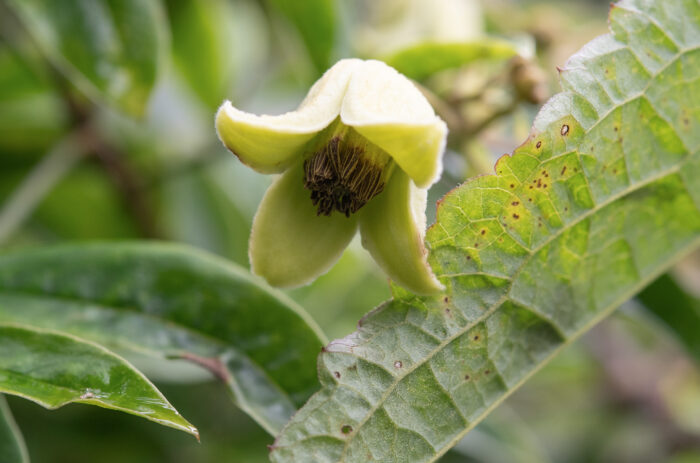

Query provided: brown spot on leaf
[511,201,520,206]
[334,371,341,379]
[510,183,515,188]
[513,213,520,219]
[561,124,569,136]
[341,425,353,434]
[464,374,471,381]
[481,229,486,235]
[536,141,542,149]
[394,361,403,369]
[561,166,567,175]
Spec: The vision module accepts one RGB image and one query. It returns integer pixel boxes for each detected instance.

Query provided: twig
[412,80,465,134]
[0,128,89,245]
[86,133,162,238]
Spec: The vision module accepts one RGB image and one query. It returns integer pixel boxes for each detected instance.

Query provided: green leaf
[0,243,326,435]
[6,0,167,116]
[271,1,700,461]
[267,0,337,74]
[0,395,28,463]
[384,40,519,81]
[638,273,700,363]
[0,323,197,437]
[166,0,235,108]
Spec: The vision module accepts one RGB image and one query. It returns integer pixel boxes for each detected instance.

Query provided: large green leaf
[271,1,700,461]
[638,273,700,363]
[384,40,519,81]
[0,243,325,435]
[0,395,28,463]
[0,323,197,437]
[6,0,167,116]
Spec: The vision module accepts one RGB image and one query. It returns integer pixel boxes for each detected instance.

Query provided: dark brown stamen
[304,137,386,217]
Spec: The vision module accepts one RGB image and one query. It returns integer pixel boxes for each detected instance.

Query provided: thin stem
[412,80,465,134]
[0,128,89,245]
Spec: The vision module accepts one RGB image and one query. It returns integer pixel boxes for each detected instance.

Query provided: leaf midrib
[432,234,700,462]
[336,149,694,459]
[0,290,296,435]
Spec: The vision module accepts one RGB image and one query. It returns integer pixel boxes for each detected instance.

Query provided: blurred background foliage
[0,0,699,461]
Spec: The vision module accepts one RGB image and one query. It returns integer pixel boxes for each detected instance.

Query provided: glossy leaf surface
[271,1,700,460]
[0,324,197,437]
[0,243,326,435]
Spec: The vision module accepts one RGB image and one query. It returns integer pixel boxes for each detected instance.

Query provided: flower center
[304,130,391,217]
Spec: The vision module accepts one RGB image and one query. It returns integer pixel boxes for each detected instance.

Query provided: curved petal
[359,169,444,294]
[215,59,363,174]
[340,60,447,188]
[249,164,358,288]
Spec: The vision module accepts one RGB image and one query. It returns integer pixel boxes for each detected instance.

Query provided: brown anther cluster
[304,137,385,217]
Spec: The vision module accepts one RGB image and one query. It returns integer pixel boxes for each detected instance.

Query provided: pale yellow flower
[215,59,447,294]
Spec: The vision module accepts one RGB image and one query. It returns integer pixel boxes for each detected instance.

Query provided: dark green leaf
[271,0,700,460]
[0,243,326,435]
[267,0,336,74]
[0,323,197,437]
[638,273,700,362]
[0,395,28,463]
[6,0,167,115]
[384,40,519,81]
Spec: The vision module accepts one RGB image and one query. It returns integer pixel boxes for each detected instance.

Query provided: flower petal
[249,164,359,288]
[215,58,363,174]
[359,169,444,294]
[340,60,447,188]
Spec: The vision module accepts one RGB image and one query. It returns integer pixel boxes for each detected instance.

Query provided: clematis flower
[215,59,447,294]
